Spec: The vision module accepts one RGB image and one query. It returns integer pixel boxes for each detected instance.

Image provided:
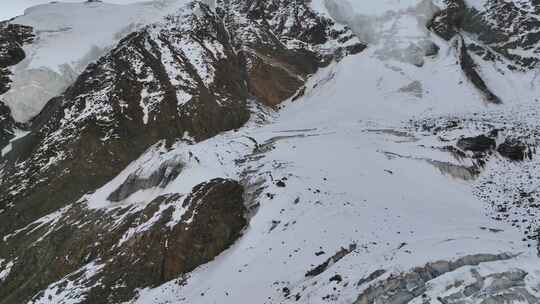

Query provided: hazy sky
[0,0,148,21]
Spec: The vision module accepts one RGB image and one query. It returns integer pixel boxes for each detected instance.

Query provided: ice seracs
[323,0,440,66]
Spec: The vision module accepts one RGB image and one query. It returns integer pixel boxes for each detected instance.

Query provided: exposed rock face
[219,0,364,106]
[108,160,184,202]
[457,134,496,153]
[0,3,250,302]
[497,138,531,161]
[306,244,357,277]
[0,102,15,149]
[428,0,502,103]
[428,0,540,104]
[0,1,362,303]
[0,23,34,148]
[0,2,249,238]
[428,0,467,41]
[1,178,247,304]
[456,134,532,162]
[462,0,540,71]
[455,36,502,104]
[0,23,34,73]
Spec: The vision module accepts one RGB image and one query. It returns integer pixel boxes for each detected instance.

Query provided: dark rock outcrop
[0,101,15,149]
[2,178,247,304]
[0,23,34,148]
[457,133,531,162]
[461,0,540,71]
[428,0,466,41]
[306,244,357,277]
[0,4,250,302]
[428,0,540,103]
[108,160,184,202]
[457,134,496,153]
[219,0,364,106]
[497,138,531,161]
[0,2,249,239]
[428,0,502,104]
[429,0,540,72]
[0,23,34,72]
[456,36,502,104]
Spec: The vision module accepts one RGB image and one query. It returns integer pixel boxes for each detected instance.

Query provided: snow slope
[23,1,526,302]
[1,0,187,122]
[125,1,540,303]
[3,0,540,303]
[126,60,539,304]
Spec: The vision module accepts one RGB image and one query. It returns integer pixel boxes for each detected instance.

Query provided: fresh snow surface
[1,0,189,122]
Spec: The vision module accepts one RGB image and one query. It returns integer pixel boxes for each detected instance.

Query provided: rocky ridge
[429,0,540,103]
[0,23,33,149]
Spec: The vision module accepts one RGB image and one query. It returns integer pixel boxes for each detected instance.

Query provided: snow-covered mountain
[1,0,540,303]
[1,0,193,123]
